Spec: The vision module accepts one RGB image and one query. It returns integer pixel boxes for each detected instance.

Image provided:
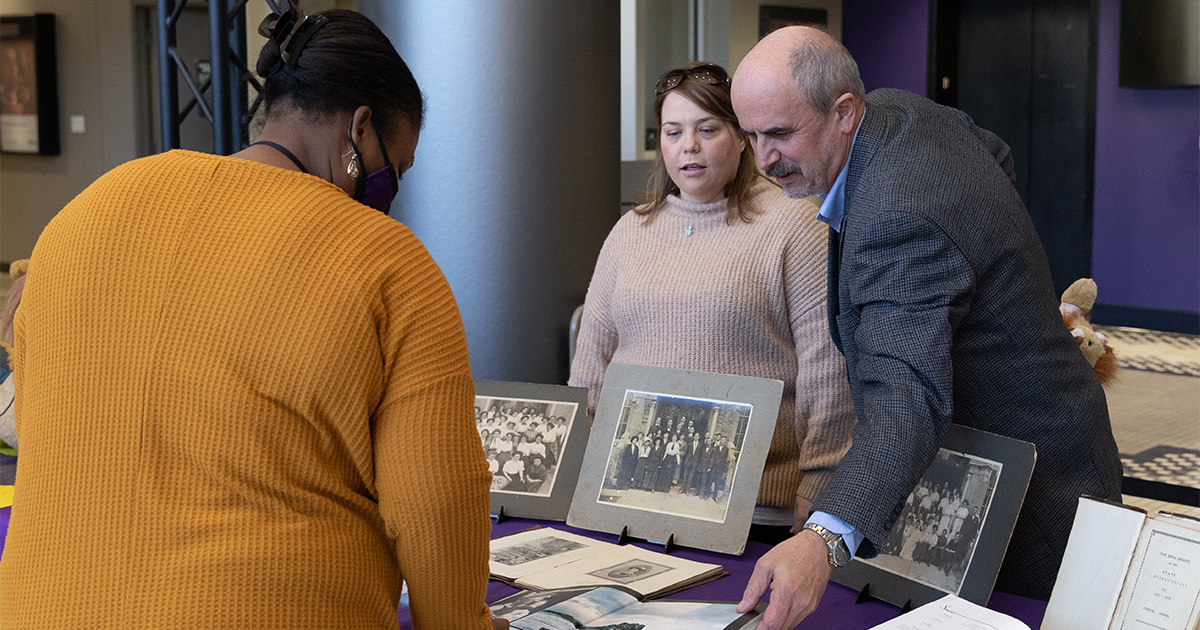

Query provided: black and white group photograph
[862,449,1002,594]
[489,534,588,569]
[595,390,752,523]
[476,395,578,497]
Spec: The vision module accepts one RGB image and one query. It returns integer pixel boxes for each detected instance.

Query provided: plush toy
[1059,278,1119,387]
[0,258,28,451]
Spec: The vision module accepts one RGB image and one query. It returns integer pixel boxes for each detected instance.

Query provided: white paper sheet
[869,594,1030,630]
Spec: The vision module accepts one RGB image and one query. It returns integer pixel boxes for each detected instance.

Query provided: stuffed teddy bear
[1059,277,1119,387]
[0,258,28,451]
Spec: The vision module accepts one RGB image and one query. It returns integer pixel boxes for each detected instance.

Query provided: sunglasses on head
[655,63,731,95]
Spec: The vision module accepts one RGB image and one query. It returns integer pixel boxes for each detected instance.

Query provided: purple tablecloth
[400,517,1047,629]
[0,508,1045,629]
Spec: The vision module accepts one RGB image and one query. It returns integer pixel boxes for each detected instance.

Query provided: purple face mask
[348,120,399,215]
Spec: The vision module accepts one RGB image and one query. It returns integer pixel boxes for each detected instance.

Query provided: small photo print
[476,395,579,498]
[490,535,588,567]
[596,389,752,523]
[586,559,674,585]
[861,449,1003,595]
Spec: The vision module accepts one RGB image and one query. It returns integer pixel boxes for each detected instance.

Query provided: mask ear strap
[375,129,392,175]
[373,123,398,187]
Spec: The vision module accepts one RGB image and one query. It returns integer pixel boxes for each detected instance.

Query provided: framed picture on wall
[0,14,59,155]
[758,6,828,39]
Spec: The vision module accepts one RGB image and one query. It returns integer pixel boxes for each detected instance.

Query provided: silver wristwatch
[803,522,852,567]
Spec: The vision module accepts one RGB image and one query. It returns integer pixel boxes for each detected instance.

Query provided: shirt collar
[815,113,865,233]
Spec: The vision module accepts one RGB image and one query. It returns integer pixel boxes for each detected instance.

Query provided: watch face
[831,542,852,567]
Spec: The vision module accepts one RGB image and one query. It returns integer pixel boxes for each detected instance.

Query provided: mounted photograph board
[831,424,1036,609]
[475,380,590,521]
[567,363,783,555]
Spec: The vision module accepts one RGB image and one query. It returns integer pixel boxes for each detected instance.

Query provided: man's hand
[736,529,833,630]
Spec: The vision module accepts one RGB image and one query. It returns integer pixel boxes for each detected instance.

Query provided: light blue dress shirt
[804,114,866,556]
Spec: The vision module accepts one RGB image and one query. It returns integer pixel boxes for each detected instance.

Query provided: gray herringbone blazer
[811,89,1123,600]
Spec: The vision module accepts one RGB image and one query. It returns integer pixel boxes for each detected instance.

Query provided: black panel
[955,0,1032,203]
[1119,0,1200,88]
[1028,0,1096,294]
[1092,303,1200,335]
[931,0,1096,297]
[928,0,959,104]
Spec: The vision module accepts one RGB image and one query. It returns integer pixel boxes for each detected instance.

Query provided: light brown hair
[634,62,762,225]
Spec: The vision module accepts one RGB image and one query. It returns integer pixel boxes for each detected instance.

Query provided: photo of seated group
[597,390,751,523]
[861,449,1001,595]
[476,395,578,497]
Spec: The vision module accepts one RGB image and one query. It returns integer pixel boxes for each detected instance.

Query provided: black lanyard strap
[250,140,309,174]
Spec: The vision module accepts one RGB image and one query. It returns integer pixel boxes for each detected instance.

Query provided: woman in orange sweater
[0,3,498,628]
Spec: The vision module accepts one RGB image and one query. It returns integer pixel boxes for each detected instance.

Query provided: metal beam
[157,0,261,154]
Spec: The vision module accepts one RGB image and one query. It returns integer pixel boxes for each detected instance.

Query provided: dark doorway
[929,0,1097,297]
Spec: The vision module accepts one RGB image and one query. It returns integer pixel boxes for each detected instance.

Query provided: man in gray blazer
[731,26,1122,630]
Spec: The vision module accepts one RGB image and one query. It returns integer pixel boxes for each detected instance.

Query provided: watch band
[803,522,853,567]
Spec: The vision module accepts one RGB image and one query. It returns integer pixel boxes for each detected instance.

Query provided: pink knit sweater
[569,179,855,523]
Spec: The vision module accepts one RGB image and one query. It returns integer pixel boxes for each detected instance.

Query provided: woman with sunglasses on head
[0,2,502,629]
[569,62,855,540]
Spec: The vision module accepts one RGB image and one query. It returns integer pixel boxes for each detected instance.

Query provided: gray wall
[359,1,621,384]
[0,0,139,263]
[0,0,348,264]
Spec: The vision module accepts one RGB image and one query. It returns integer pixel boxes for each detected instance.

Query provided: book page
[489,528,620,579]
[1042,497,1147,630]
[1110,518,1200,630]
[588,600,759,630]
[497,587,761,630]
[514,544,721,598]
[1155,511,1200,533]
[869,594,1030,630]
[507,587,641,630]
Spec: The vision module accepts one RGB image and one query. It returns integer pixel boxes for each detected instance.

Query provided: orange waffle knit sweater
[0,150,493,629]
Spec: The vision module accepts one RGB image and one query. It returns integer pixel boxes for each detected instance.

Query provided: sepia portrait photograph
[861,449,1002,595]
[586,559,674,585]
[595,390,752,524]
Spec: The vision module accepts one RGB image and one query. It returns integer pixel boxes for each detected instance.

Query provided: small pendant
[685,225,693,237]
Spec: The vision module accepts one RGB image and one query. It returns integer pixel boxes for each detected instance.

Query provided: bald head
[731,26,865,199]
[733,26,864,116]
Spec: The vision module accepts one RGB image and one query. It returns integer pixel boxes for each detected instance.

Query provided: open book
[491,585,763,630]
[1042,496,1200,630]
[490,527,725,599]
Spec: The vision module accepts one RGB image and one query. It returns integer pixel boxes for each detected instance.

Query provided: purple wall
[842,0,929,95]
[842,0,1199,315]
[1092,0,1199,313]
